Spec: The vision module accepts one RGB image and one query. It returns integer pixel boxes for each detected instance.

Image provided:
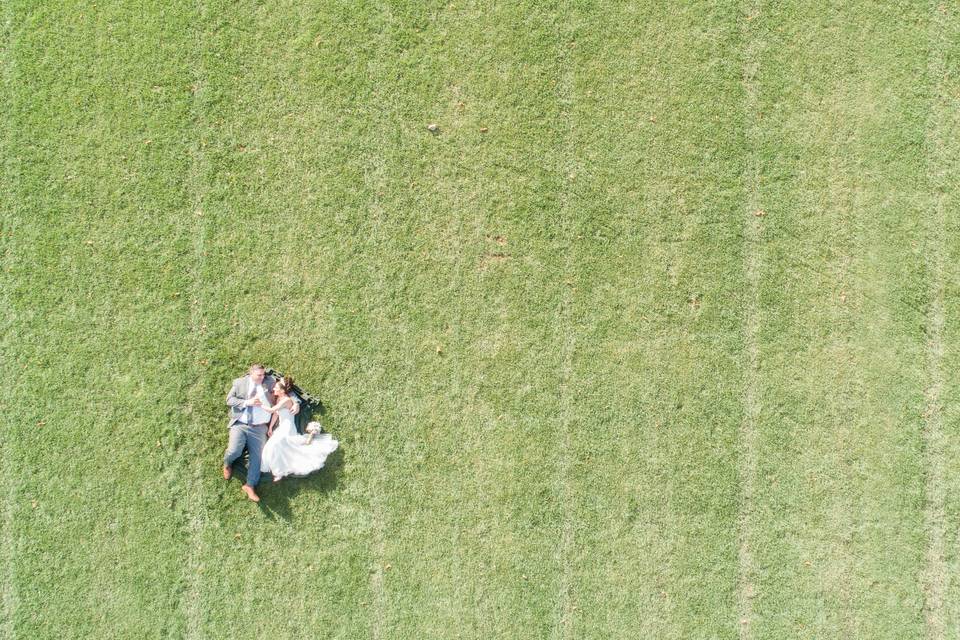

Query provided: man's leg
[244,425,267,488]
[223,425,247,477]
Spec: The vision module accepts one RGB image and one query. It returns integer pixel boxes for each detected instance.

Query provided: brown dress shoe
[241,484,260,502]
[223,465,232,480]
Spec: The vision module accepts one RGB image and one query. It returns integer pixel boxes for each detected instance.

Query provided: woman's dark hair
[277,375,295,393]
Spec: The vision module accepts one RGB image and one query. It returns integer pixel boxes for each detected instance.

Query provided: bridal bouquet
[304,421,323,444]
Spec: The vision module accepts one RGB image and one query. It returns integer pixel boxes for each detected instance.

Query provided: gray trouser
[223,423,268,486]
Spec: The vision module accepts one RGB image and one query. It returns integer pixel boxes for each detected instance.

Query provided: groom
[222,363,297,502]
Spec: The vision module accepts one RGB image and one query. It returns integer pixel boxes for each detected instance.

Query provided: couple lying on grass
[222,363,338,502]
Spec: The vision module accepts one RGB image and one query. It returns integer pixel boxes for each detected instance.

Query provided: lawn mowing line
[179,4,210,636]
[449,110,471,638]
[363,180,387,640]
[737,2,762,637]
[1,1,20,635]
[364,7,395,638]
[921,5,948,638]
[0,425,14,640]
[362,167,387,631]
[554,15,576,640]
[366,215,387,640]
[0,369,17,640]
[0,406,14,640]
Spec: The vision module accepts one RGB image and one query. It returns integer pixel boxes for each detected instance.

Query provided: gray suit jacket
[226,374,277,427]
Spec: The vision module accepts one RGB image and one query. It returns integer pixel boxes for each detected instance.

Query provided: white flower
[304,421,323,445]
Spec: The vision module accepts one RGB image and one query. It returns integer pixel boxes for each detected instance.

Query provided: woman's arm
[263,397,292,413]
[267,411,278,437]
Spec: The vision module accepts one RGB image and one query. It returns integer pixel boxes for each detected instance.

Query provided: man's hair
[249,363,266,373]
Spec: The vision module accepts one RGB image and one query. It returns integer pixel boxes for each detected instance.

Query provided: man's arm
[289,391,301,415]
[226,379,248,409]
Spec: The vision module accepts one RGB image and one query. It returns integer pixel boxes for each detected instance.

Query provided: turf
[2,1,959,638]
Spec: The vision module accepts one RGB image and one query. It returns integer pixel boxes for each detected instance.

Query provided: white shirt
[246,382,272,425]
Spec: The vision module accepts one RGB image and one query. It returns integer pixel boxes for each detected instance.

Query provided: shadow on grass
[227,446,344,522]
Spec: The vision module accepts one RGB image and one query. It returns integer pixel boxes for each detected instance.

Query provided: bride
[260,375,338,482]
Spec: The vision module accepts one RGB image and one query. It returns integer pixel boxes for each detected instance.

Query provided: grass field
[3,1,960,638]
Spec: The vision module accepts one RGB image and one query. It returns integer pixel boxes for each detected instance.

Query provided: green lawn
[3,1,960,638]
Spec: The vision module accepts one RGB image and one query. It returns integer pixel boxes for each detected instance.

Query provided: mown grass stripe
[747,3,930,635]
[180,1,210,636]
[7,5,200,636]
[365,6,394,637]
[737,1,763,636]
[923,4,952,637]
[566,4,745,636]
[936,2,960,632]
[0,419,15,640]
[555,15,576,640]
[166,3,386,636]
[1,0,19,635]
[349,4,571,635]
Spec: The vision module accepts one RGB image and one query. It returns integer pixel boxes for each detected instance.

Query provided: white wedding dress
[260,404,338,480]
